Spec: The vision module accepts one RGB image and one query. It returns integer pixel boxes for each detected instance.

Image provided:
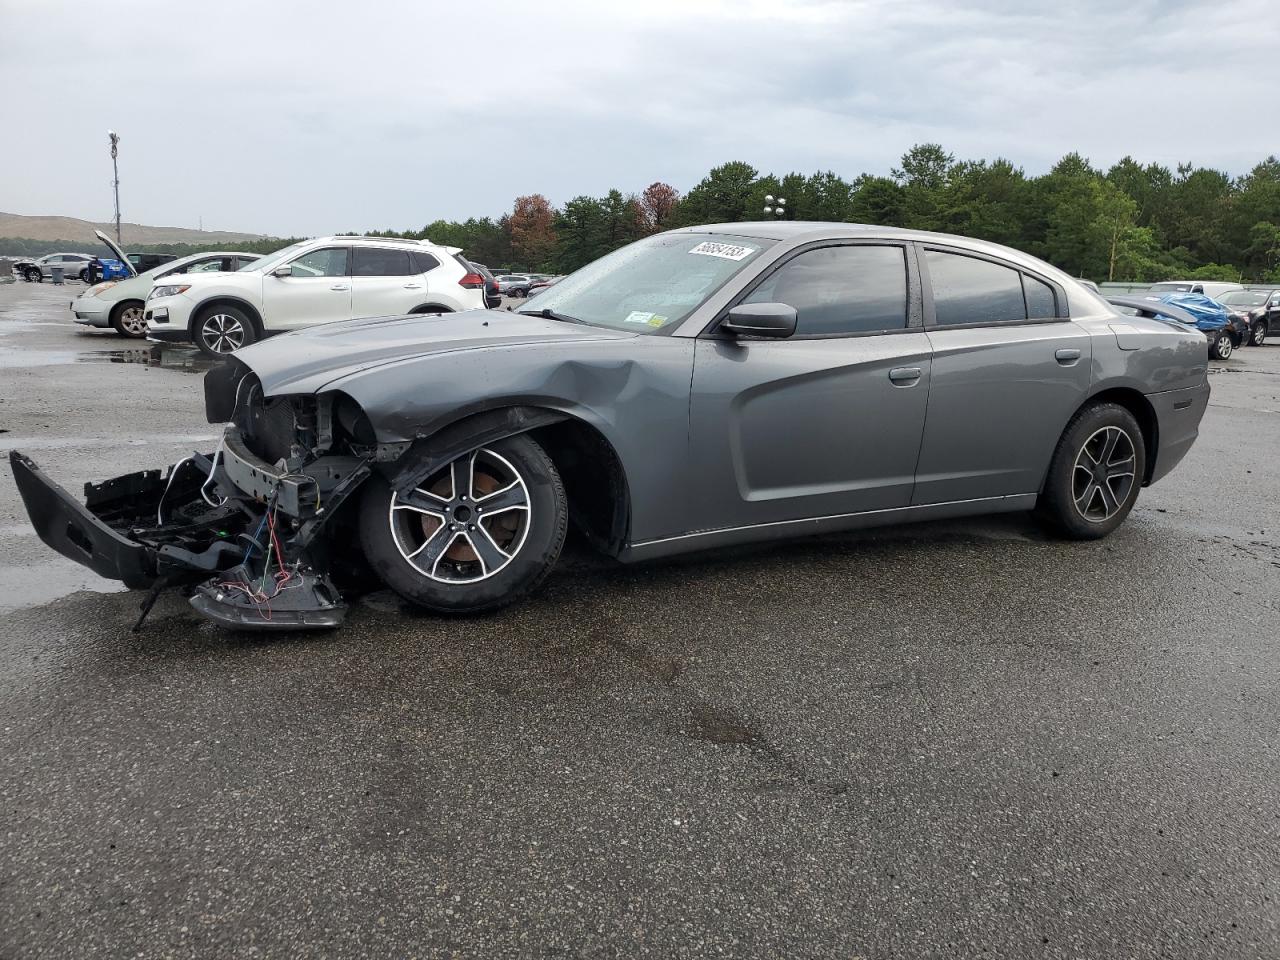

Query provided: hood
[94,229,136,277]
[235,309,635,396]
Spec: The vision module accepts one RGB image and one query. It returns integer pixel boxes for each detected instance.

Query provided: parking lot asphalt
[1,279,1278,959]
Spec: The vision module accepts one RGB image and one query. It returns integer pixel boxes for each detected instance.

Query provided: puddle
[0,341,215,373]
[0,559,126,615]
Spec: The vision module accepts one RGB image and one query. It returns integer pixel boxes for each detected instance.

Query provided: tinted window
[289,247,348,278]
[926,251,1026,325]
[412,251,440,274]
[353,247,412,277]
[743,245,907,335]
[1023,275,1057,318]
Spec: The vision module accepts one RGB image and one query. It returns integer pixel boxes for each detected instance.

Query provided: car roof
[668,221,1083,287]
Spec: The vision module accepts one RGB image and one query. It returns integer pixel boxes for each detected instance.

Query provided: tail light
[459,272,485,289]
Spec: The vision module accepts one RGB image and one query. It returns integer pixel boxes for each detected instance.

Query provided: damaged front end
[10,360,391,631]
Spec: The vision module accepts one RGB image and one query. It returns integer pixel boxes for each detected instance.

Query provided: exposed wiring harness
[214,488,302,621]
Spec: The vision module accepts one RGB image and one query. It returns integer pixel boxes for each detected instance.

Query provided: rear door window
[1023,274,1058,319]
[353,247,413,277]
[925,251,1026,326]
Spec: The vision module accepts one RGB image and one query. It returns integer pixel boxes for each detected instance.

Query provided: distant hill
[0,211,267,246]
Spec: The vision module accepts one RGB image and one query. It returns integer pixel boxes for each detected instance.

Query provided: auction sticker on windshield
[688,240,756,261]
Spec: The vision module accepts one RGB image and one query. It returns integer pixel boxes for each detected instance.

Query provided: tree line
[7,145,1278,282]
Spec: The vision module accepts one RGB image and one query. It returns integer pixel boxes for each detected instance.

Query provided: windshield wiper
[518,307,583,325]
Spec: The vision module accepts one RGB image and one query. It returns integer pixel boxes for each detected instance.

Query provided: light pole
[108,130,121,244]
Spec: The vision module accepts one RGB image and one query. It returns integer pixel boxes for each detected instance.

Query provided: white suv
[145,236,487,357]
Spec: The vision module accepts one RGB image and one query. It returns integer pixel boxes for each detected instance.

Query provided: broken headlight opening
[10,363,386,632]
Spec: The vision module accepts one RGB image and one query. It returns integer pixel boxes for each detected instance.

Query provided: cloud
[0,0,1276,236]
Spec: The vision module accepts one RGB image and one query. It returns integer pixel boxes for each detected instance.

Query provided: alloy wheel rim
[1219,336,1232,358]
[1072,426,1136,523]
[120,306,145,335]
[1254,325,1266,345]
[388,447,532,584]
[202,313,244,353]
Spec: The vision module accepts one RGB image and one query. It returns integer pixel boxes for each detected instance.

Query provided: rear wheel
[1211,331,1233,360]
[78,268,90,283]
[1037,402,1146,540]
[358,435,567,614]
[193,305,257,358]
[109,301,147,338]
[1252,321,1267,346]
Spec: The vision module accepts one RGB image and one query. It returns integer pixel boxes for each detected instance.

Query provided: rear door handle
[888,366,922,385]
[330,284,350,291]
[1055,348,1081,365]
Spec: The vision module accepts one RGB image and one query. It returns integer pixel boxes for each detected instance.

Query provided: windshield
[1217,290,1267,306]
[239,241,308,272]
[1148,282,1193,293]
[526,233,774,334]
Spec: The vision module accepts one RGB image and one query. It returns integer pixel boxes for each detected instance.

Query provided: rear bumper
[1147,379,1210,485]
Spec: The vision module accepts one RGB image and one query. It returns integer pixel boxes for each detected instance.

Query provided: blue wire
[242,513,268,562]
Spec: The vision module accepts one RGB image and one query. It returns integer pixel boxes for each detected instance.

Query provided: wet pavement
[1,280,1278,958]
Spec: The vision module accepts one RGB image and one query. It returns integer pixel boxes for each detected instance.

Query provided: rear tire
[1036,402,1146,540]
[192,305,257,358]
[358,434,568,614]
[78,268,90,283]
[109,301,147,338]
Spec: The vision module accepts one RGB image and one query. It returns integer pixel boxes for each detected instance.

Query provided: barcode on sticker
[689,241,755,261]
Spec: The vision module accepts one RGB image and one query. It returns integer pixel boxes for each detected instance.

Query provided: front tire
[24,267,41,283]
[1251,321,1267,346]
[358,435,568,614]
[192,305,257,358]
[1037,402,1146,540]
[1211,331,1233,360]
[109,301,147,338]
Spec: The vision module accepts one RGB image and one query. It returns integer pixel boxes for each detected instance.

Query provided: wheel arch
[191,296,265,336]
[1070,386,1159,485]
[382,403,632,556]
[408,303,455,315]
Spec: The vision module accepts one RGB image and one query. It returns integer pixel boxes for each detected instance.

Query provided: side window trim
[706,239,922,341]
[918,243,1069,329]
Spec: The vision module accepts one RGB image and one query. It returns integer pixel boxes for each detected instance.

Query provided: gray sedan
[10,223,1210,630]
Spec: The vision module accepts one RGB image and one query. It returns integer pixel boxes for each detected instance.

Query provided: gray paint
[230,222,1211,560]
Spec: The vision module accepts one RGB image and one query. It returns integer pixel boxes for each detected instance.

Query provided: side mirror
[272,265,293,278]
[720,302,797,339]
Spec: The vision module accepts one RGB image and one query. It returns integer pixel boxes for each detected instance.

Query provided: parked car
[526,276,563,297]
[11,223,1209,631]
[71,250,262,338]
[1216,288,1278,346]
[15,252,98,283]
[496,274,534,297]
[127,252,180,273]
[466,260,504,309]
[144,236,487,358]
[1147,280,1244,299]
[1128,292,1240,359]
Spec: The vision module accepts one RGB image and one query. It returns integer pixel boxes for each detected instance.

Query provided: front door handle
[403,283,422,289]
[329,284,350,291]
[1055,348,1081,365]
[888,366,923,385]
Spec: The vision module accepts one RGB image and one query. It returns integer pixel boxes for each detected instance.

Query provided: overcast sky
[2,0,1276,237]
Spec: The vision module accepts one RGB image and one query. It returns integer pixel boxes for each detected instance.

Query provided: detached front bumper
[8,426,366,631]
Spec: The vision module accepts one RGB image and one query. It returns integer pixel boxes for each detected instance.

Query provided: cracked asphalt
[1,279,1278,959]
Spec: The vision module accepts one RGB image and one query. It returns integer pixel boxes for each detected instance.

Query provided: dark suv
[1217,289,1279,347]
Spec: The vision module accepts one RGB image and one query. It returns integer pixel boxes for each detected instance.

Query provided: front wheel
[1036,402,1146,540]
[24,268,41,283]
[110,301,147,338]
[1252,322,1267,346]
[1211,331,1233,360]
[192,305,257,358]
[358,435,568,614]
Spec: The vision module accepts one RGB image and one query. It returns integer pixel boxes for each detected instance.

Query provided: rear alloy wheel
[25,267,41,283]
[1211,331,1233,360]
[110,301,147,338]
[359,435,568,614]
[78,268,90,283]
[193,305,257,358]
[1252,322,1267,346]
[1037,402,1146,540]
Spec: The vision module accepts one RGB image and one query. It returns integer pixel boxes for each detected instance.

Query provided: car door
[259,246,352,330]
[911,245,1091,505]
[689,241,932,532]
[350,246,421,318]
